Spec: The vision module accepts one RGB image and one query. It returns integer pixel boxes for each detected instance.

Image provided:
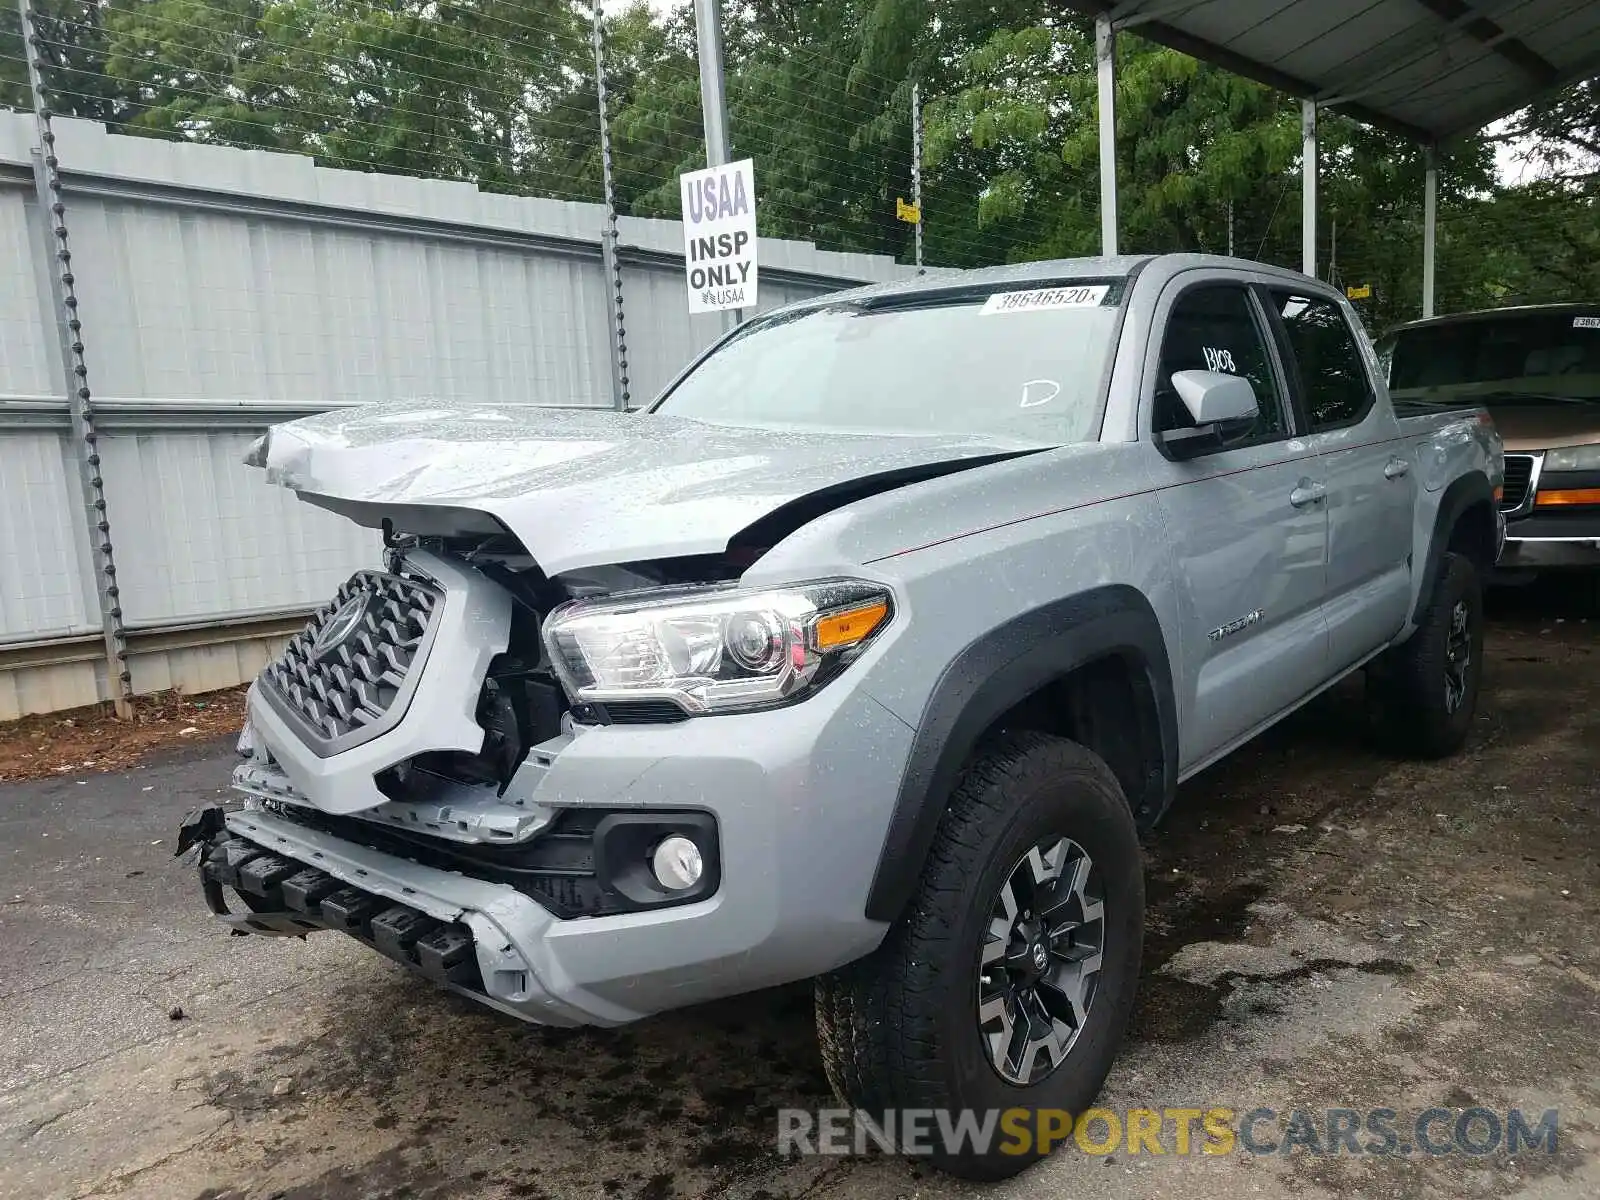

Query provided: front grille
[1502,454,1535,512]
[262,570,441,749]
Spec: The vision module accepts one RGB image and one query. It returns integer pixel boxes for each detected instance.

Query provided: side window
[1273,292,1375,430]
[1155,285,1286,447]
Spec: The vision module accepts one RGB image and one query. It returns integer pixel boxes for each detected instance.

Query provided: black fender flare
[1413,471,1495,623]
[863,584,1178,923]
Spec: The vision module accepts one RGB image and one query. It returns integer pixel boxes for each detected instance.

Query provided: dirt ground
[0,586,1595,1200]
[0,688,247,783]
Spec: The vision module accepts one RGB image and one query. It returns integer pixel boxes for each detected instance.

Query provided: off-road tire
[1366,551,1484,758]
[814,730,1144,1180]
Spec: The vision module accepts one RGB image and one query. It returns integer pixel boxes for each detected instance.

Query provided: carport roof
[1062,1,1600,144]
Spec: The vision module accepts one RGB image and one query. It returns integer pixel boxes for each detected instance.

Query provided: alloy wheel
[976,837,1105,1086]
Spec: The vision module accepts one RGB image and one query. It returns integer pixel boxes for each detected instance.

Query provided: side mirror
[1172,369,1258,424]
[1158,370,1260,460]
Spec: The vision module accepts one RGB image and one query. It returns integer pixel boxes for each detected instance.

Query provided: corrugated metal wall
[0,113,922,718]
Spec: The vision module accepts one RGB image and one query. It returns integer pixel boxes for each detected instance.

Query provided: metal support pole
[1301,98,1318,278]
[911,83,924,272]
[17,0,132,718]
[1422,147,1438,318]
[590,1,630,411]
[1227,197,1235,258]
[692,0,738,329]
[1095,15,1119,257]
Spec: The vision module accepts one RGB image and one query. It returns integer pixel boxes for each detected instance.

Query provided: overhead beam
[1108,0,1208,28]
[1315,1,1511,107]
[1406,0,1560,86]
[1441,45,1600,139]
[1057,2,1436,144]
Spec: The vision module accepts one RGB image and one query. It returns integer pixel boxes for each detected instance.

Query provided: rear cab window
[1271,292,1376,431]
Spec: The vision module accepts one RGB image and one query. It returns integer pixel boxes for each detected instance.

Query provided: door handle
[1384,457,1412,479]
[1290,481,1327,508]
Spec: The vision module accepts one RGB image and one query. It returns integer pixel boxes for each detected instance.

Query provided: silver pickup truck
[182,254,1503,1178]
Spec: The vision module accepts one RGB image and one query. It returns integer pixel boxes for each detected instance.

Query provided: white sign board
[680,158,758,314]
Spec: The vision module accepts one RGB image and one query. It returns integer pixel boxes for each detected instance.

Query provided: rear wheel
[1367,551,1484,758]
[815,730,1144,1179]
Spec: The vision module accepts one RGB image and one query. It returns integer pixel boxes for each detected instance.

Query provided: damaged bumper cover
[191,805,629,1026]
[187,644,916,1028]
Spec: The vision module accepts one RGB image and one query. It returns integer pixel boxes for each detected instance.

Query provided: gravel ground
[0,590,1595,1200]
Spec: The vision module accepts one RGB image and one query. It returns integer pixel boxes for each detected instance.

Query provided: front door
[1145,278,1331,769]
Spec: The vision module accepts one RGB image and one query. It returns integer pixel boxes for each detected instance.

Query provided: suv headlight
[1543,444,1600,472]
[542,580,893,716]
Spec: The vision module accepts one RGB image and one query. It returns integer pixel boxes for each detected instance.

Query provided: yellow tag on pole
[1346,284,1372,300]
[896,197,921,225]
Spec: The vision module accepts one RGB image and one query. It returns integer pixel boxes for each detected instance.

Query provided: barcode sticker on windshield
[981,285,1109,315]
[1574,316,1600,329]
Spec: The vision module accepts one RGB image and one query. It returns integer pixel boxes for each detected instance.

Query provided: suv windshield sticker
[1574,316,1600,329]
[981,284,1109,315]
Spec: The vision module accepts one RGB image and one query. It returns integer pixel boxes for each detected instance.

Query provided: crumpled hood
[255,401,1043,574]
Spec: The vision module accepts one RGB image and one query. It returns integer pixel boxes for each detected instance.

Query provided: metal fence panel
[0,430,96,641]
[96,431,378,628]
[0,178,53,400]
[0,112,922,717]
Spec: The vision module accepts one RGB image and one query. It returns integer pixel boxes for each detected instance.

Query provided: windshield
[1386,311,1600,404]
[653,281,1126,444]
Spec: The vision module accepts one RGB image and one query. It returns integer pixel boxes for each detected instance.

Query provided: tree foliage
[0,0,1594,327]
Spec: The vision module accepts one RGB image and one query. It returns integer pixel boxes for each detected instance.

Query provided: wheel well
[1447,498,1497,575]
[984,652,1167,827]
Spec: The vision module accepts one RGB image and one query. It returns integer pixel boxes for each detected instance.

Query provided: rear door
[1144,275,1330,770]
[1269,291,1413,670]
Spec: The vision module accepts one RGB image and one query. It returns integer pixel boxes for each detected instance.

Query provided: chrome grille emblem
[310,589,374,662]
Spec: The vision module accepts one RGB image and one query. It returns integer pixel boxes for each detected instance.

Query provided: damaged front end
[177,520,751,1020]
[181,401,969,1022]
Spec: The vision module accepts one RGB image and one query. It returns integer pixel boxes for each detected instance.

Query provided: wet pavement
[2,590,1596,1200]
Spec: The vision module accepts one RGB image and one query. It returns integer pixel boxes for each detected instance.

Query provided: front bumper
[1497,535,1600,570]
[195,676,914,1027]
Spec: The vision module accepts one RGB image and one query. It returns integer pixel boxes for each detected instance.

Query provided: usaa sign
[680,158,758,314]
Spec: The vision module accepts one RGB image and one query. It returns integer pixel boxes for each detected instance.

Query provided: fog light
[651,835,704,891]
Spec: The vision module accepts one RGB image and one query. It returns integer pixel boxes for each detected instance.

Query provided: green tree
[1498,78,1599,182]
[3,1,145,122]
[93,0,590,184]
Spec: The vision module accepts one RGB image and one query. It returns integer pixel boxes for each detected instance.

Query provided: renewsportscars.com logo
[777,1106,1561,1159]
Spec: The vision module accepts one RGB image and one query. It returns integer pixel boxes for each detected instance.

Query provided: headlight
[542,580,893,716]
[1543,444,1600,472]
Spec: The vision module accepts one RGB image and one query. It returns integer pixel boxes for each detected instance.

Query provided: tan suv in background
[1381,304,1600,583]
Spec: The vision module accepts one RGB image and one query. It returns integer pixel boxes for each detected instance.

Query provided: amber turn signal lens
[1493,485,1504,502]
[813,600,889,650]
[1534,488,1600,507]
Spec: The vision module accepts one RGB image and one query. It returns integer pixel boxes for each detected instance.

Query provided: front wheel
[814,730,1144,1180]
[1367,551,1485,758]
